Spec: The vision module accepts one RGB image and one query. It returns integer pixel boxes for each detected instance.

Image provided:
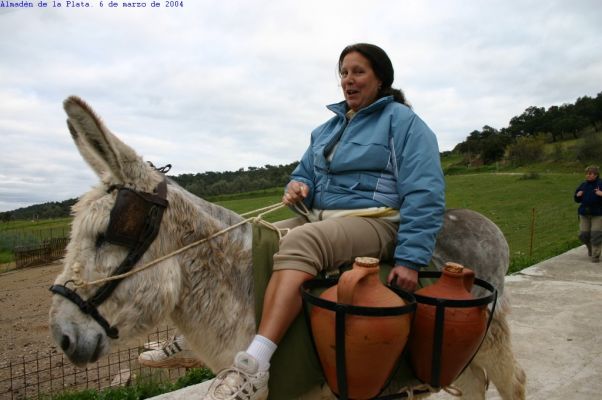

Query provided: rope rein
[70,202,288,288]
[395,383,463,398]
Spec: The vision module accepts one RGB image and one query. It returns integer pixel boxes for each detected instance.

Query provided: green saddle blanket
[251,222,419,399]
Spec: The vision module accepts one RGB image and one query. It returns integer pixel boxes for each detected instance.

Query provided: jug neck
[420,262,475,299]
[337,257,380,304]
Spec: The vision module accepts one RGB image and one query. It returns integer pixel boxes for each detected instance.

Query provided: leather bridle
[49,176,169,339]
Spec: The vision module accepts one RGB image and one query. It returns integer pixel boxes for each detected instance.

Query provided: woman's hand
[387,265,418,292]
[576,190,584,197]
[283,181,309,206]
[595,188,602,197]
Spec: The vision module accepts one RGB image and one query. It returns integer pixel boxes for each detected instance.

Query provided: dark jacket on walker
[574,178,602,216]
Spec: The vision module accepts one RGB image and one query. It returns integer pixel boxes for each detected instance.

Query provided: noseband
[50,176,169,339]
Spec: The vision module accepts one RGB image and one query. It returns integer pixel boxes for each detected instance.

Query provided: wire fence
[492,202,580,272]
[13,238,69,269]
[0,327,195,400]
[442,173,582,272]
[0,227,69,250]
[0,226,70,273]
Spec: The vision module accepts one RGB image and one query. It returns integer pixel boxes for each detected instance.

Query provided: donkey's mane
[169,178,246,227]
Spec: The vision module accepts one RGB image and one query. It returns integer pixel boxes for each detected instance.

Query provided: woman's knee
[579,231,591,243]
[274,216,307,231]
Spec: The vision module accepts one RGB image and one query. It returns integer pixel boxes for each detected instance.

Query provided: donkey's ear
[67,119,109,178]
[63,96,151,186]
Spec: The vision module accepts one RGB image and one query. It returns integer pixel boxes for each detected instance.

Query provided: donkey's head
[49,97,183,366]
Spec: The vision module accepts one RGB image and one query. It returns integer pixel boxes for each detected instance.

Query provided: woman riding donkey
[206,43,445,400]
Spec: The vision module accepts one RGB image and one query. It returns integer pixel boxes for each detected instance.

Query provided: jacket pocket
[330,142,391,172]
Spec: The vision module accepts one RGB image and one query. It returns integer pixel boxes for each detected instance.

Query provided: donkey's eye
[95,234,106,249]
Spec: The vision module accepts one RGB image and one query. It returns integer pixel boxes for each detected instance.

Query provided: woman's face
[340,51,382,112]
[586,171,598,182]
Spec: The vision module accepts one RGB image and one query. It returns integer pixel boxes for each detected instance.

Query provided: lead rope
[70,202,288,288]
[395,383,463,398]
[394,360,487,397]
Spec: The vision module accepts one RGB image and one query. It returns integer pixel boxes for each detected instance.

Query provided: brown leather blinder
[105,180,168,248]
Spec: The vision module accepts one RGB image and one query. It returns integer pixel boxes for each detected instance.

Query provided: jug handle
[337,266,373,305]
[462,268,475,292]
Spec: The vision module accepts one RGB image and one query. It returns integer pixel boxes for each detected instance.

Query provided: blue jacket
[291,96,445,269]
[574,179,602,216]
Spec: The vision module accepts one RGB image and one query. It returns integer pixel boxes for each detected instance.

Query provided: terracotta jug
[409,262,488,387]
[310,257,412,399]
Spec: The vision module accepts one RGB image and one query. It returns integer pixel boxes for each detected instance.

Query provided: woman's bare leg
[257,269,314,343]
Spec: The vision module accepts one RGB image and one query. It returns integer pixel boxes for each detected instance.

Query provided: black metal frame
[301,278,417,400]
[301,270,497,399]
[412,271,497,388]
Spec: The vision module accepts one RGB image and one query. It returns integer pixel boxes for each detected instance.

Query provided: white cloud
[0,0,601,211]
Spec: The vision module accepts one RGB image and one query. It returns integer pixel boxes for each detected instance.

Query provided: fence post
[529,207,536,259]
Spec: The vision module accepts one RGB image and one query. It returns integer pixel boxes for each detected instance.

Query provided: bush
[552,142,564,161]
[575,132,602,164]
[506,136,545,166]
[519,172,540,180]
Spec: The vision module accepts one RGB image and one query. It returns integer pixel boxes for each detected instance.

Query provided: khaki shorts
[273,216,398,276]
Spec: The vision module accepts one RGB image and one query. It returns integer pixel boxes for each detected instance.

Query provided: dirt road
[0,263,64,361]
[0,262,149,362]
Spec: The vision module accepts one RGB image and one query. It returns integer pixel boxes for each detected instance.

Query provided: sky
[0,0,601,212]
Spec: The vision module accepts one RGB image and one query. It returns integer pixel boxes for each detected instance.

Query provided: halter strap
[49,177,168,339]
[49,283,119,339]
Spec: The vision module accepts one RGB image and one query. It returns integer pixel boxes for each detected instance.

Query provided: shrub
[552,142,564,161]
[506,136,545,166]
[519,172,540,180]
[575,132,602,164]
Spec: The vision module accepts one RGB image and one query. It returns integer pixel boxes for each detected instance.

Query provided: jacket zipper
[322,116,352,206]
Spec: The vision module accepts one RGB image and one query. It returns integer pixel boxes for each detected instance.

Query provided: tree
[544,105,564,142]
[0,212,12,223]
[480,133,512,164]
[454,126,510,165]
[574,95,602,132]
[594,92,602,131]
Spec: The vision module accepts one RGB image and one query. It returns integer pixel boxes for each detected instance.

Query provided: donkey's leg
[451,363,488,400]
[471,297,526,400]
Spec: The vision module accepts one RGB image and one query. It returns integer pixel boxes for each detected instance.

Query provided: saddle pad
[252,222,324,399]
[251,222,420,399]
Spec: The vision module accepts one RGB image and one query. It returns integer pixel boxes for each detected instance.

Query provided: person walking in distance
[575,165,602,262]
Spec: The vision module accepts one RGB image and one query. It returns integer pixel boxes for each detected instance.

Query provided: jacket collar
[327,95,393,118]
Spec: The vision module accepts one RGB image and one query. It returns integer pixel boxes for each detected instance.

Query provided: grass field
[0,173,583,272]
[0,217,71,264]
[445,172,581,272]
[214,195,296,222]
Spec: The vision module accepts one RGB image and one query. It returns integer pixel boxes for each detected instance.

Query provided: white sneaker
[138,335,203,368]
[142,339,163,351]
[206,352,269,400]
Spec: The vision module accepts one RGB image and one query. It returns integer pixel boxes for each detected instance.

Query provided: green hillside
[1,172,583,274]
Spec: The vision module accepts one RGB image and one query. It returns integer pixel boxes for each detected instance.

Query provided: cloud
[0,0,601,211]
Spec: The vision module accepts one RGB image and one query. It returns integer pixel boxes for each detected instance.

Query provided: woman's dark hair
[338,43,410,107]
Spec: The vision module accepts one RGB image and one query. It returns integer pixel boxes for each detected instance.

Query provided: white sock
[246,335,277,371]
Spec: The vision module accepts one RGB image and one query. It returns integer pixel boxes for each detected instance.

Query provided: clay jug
[310,257,412,399]
[409,262,488,387]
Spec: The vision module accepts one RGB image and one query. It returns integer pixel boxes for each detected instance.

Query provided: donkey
[49,96,525,399]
